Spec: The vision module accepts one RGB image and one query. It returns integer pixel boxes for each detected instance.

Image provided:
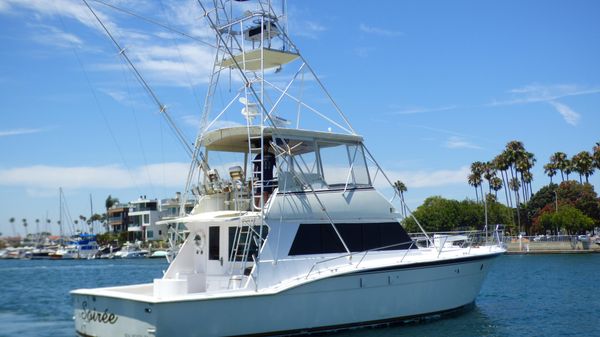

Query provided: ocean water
[1,255,599,337]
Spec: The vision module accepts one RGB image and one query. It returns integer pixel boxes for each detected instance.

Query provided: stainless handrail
[306,240,417,279]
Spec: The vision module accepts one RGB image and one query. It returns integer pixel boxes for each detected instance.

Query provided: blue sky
[1,0,599,236]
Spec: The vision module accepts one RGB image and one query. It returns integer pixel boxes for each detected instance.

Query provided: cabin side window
[288,222,416,256]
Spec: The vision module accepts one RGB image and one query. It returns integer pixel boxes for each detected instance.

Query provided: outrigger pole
[81,0,210,176]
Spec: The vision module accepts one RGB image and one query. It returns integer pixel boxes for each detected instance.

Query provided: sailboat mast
[89,194,94,234]
[59,187,64,243]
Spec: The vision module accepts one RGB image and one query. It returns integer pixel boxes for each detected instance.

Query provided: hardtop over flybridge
[72,1,506,336]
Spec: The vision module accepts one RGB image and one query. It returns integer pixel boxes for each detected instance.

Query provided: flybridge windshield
[276,138,372,192]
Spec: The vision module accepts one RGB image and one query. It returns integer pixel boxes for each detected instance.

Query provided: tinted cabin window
[209,226,220,260]
[289,222,416,256]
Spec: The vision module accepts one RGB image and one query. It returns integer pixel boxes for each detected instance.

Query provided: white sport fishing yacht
[72,1,505,336]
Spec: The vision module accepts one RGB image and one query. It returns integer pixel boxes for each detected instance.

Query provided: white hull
[114,251,149,259]
[73,253,500,337]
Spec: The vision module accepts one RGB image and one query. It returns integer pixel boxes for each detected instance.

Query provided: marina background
[1,254,599,337]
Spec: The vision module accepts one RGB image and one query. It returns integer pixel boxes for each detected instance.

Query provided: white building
[127,193,195,242]
[128,196,161,242]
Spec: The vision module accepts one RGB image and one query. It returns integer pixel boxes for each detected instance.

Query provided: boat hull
[73,253,500,337]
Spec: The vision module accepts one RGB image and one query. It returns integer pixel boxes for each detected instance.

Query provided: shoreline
[505,239,600,254]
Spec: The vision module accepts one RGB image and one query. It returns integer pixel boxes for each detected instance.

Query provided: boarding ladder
[227,86,267,285]
[228,217,263,279]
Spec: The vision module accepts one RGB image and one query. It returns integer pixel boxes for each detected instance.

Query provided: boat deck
[71,245,504,303]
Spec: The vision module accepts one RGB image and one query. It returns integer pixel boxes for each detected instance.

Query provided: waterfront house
[128,196,160,242]
[107,204,130,233]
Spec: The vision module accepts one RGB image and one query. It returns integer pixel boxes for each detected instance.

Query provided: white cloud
[128,43,215,86]
[485,83,598,126]
[181,114,201,128]
[2,0,216,87]
[92,40,215,87]
[30,24,83,48]
[489,83,600,106]
[391,105,457,115]
[359,23,403,37]
[291,20,326,39]
[99,88,130,104]
[444,136,482,150]
[376,166,470,189]
[0,1,11,12]
[548,101,580,126]
[0,163,189,190]
[0,0,111,31]
[353,46,375,58]
[0,128,44,137]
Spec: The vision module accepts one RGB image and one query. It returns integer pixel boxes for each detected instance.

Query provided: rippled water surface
[1,255,599,337]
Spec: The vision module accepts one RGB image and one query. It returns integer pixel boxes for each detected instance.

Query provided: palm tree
[593,142,600,170]
[21,218,28,237]
[482,162,497,194]
[524,151,536,200]
[493,153,512,208]
[34,218,40,242]
[550,152,568,181]
[544,163,557,184]
[468,173,480,202]
[474,161,486,199]
[564,159,573,181]
[509,178,522,233]
[504,142,522,203]
[572,151,594,183]
[9,217,16,237]
[468,161,485,203]
[490,176,503,198]
[90,214,104,233]
[79,215,87,231]
[515,157,529,201]
[393,180,408,218]
[522,171,533,201]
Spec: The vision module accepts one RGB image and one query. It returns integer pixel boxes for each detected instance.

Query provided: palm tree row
[468,140,536,232]
[469,141,535,204]
[6,217,78,237]
[544,142,600,184]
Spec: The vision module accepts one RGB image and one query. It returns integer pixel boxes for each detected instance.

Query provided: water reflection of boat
[72,2,505,336]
